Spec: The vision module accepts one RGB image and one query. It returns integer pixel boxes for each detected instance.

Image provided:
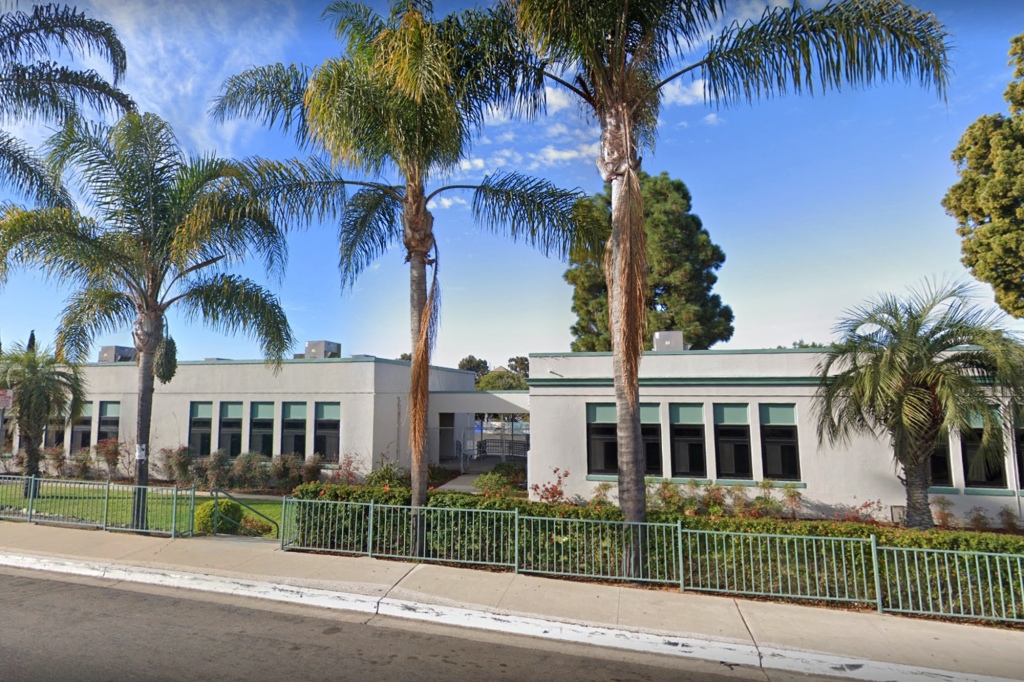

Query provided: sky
[1,0,1023,368]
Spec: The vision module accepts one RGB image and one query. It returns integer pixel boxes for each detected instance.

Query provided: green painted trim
[529,348,825,358]
[586,475,619,482]
[85,355,471,374]
[430,390,529,394]
[529,376,821,388]
[669,478,712,485]
[964,488,1015,497]
[928,486,959,495]
[761,480,807,489]
[715,479,757,487]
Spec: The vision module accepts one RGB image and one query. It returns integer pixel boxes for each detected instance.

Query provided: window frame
[760,425,801,481]
[714,424,752,480]
[961,428,1007,489]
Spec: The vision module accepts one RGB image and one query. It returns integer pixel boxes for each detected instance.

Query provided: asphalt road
[0,568,838,682]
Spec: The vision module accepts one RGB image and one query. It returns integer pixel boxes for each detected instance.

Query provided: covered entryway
[428,391,529,473]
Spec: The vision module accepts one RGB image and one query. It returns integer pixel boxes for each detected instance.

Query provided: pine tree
[564,172,733,351]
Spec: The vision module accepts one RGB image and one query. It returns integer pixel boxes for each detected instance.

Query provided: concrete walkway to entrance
[0,521,1020,682]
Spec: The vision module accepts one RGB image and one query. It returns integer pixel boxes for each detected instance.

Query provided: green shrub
[206,450,230,489]
[490,461,526,486]
[241,515,274,537]
[270,454,303,492]
[301,455,323,484]
[363,457,410,488]
[231,453,271,489]
[194,499,244,535]
[294,482,412,506]
[473,471,517,496]
[161,446,192,484]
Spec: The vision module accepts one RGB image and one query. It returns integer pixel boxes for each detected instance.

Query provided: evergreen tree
[565,172,733,352]
[458,355,490,383]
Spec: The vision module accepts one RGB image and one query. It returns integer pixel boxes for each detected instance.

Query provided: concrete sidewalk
[0,521,1020,682]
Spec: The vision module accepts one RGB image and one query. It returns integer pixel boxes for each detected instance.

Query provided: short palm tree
[0,112,294,526]
[0,3,132,205]
[213,0,587,508]
[815,281,1024,530]
[0,338,86,494]
[510,0,951,522]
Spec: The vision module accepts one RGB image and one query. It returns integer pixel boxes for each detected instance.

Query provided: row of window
[187,401,340,460]
[586,403,802,481]
[586,402,1024,489]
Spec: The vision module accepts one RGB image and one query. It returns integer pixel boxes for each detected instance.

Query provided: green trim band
[761,480,807,489]
[963,488,1015,497]
[529,376,820,388]
[715,479,757,487]
[585,475,687,483]
[928,486,960,495]
[668,478,712,485]
[530,348,824,358]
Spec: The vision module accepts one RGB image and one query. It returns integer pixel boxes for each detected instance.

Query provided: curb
[0,551,1013,682]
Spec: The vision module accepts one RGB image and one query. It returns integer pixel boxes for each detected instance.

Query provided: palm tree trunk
[904,458,934,530]
[133,312,162,530]
[598,106,647,525]
[22,425,42,498]
[404,186,436,558]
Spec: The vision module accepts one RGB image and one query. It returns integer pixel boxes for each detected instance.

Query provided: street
[0,568,839,682]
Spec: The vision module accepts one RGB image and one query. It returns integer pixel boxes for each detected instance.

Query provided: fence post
[870,534,883,614]
[190,486,195,536]
[171,485,178,539]
[677,520,685,593]
[513,508,520,573]
[367,500,375,558]
[102,480,110,531]
[26,476,35,523]
[213,489,219,536]
[279,497,287,551]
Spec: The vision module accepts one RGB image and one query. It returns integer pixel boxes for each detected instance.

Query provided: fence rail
[280,497,1024,624]
[0,475,194,537]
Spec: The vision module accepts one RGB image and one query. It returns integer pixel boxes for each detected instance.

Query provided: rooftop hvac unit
[305,340,341,359]
[652,331,690,352]
[98,345,135,363]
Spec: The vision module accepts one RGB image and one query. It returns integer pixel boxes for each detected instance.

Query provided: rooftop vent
[305,340,341,359]
[98,345,135,363]
[652,331,690,352]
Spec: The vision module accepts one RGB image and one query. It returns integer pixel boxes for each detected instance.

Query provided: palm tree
[510,0,950,522]
[212,0,587,509]
[0,4,132,205]
[0,112,294,527]
[815,281,1024,530]
[0,338,86,496]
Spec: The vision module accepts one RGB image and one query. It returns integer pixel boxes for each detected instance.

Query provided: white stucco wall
[72,356,473,476]
[527,350,1024,523]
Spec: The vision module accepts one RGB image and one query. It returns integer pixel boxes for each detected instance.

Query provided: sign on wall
[0,389,13,411]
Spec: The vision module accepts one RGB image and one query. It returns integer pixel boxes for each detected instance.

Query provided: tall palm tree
[815,281,1024,530]
[0,112,294,527]
[0,338,86,495]
[511,0,950,522]
[212,0,588,509]
[0,4,132,205]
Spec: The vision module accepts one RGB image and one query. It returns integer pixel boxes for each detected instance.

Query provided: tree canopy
[565,171,733,352]
[943,33,1024,317]
[477,369,528,391]
[458,355,490,383]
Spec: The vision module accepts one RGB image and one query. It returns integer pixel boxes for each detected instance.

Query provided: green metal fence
[679,528,877,604]
[0,475,195,537]
[878,546,1024,623]
[280,497,1024,624]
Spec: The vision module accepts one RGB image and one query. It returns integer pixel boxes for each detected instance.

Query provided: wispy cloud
[662,78,707,106]
[527,142,600,169]
[703,113,724,126]
[545,86,571,114]
[428,196,468,210]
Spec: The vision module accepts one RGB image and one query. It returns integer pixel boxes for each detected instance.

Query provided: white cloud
[545,86,571,114]
[546,123,569,137]
[428,196,468,210]
[80,0,301,155]
[459,157,486,171]
[497,131,516,143]
[662,78,707,106]
[484,105,512,126]
[703,113,724,126]
[528,141,600,168]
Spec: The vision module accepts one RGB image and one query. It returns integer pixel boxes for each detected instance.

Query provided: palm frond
[211,63,313,149]
[176,273,294,367]
[0,130,71,207]
[338,187,402,289]
[0,62,133,121]
[322,1,386,52]
[701,0,949,108]
[56,287,137,363]
[0,5,127,84]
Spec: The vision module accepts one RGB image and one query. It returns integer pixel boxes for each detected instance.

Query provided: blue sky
[1,0,1023,368]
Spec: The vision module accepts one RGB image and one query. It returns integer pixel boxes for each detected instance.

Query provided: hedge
[292,483,1024,555]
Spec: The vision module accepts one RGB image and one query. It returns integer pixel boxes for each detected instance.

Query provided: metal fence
[280,497,1024,624]
[0,475,195,537]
